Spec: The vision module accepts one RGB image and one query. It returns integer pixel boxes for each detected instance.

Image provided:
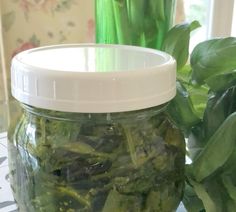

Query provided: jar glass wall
[8,103,185,212]
[9,44,184,212]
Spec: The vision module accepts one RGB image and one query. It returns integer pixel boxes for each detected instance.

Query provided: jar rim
[11,44,176,113]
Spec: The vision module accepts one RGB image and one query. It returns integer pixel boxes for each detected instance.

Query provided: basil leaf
[202,87,236,141]
[192,112,236,182]
[222,175,236,201]
[162,21,200,70]
[185,167,230,212]
[167,81,200,132]
[187,122,205,160]
[206,71,236,92]
[183,183,205,212]
[189,179,217,212]
[191,37,236,84]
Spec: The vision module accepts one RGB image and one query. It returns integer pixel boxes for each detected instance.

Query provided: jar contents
[8,106,185,212]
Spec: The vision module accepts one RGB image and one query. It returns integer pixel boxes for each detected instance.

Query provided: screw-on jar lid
[11,44,176,113]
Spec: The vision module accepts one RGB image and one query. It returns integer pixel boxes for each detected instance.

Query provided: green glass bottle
[96,0,176,50]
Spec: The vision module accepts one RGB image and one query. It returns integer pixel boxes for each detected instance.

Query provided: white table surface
[0,132,187,212]
[0,132,18,212]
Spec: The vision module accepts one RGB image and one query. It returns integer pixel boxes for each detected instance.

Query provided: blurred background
[0,0,236,133]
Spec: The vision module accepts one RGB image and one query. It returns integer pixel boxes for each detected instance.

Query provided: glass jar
[96,0,176,49]
[9,44,185,212]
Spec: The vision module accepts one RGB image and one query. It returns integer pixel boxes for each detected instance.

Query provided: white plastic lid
[11,44,176,113]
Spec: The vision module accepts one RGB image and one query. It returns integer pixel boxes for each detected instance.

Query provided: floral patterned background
[2,0,95,69]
